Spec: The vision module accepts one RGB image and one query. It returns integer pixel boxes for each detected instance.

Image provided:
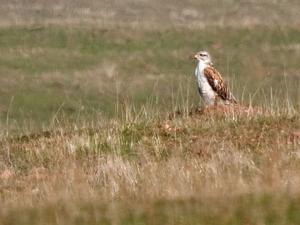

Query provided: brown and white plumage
[193,51,237,105]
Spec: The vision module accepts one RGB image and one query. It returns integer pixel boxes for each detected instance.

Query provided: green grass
[1,195,300,225]
[0,26,299,131]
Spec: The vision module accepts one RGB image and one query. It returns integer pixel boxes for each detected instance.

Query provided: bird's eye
[200,53,206,57]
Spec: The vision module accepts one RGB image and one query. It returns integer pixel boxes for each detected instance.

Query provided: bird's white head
[193,51,213,66]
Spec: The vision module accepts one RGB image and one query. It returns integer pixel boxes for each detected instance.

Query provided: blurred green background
[0,26,299,130]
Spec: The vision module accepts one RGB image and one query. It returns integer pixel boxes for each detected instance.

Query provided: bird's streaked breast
[195,63,216,104]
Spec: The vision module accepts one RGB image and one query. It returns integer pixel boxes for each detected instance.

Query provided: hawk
[193,51,237,105]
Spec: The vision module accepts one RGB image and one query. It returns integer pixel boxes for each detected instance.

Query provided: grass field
[0,26,299,130]
[0,1,300,224]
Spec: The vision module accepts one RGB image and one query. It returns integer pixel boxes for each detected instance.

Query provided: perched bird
[193,51,237,105]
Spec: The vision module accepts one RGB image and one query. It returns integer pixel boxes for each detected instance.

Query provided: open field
[0,110,300,224]
[0,26,299,131]
[0,0,300,224]
[0,0,300,28]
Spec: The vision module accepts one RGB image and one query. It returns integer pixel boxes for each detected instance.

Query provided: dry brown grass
[1,107,299,209]
[0,107,299,224]
[0,0,299,28]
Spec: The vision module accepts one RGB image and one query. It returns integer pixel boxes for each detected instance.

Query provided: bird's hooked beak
[189,54,198,60]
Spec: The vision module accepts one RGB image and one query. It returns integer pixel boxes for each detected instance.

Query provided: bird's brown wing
[204,66,237,103]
